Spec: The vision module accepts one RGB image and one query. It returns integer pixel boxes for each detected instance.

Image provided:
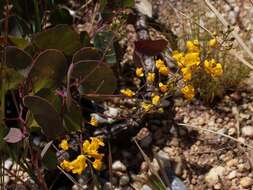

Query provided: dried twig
[204,0,253,65]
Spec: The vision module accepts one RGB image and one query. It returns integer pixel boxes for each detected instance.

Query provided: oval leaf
[32,25,81,56]
[28,49,68,93]
[23,95,65,139]
[93,31,117,65]
[135,39,168,55]
[4,128,24,143]
[49,8,73,25]
[6,46,32,70]
[71,60,117,95]
[72,47,103,63]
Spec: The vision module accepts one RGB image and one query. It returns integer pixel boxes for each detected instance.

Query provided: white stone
[4,159,13,170]
[227,171,237,179]
[142,185,152,190]
[241,126,253,137]
[205,166,225,185]
[112,160,127,172]
[240,177,253,188]
[119,175,130,186]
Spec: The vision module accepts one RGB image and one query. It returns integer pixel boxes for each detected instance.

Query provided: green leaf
[27,49,68,93]
[93,31,117,65]
[63,102,83,132]
[70,60,117,95]
[23,95,65,139]
[42,148,57,170]
[0,123,8,151]
[122,0,134,7]
[99,0,108,11]
[72,47,103,63]
[6,46,32,71]
[49,8,73,25]
[4,67,25,89]
[32,25,82,56]
[35,88,62,113]
[80,31,90,47]
[8,36,30,49]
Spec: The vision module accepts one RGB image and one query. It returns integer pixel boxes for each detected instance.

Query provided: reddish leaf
[4,128,24,143]
[134,39,168,56]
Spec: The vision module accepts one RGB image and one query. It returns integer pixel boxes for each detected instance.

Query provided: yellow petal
[59,139,69,151]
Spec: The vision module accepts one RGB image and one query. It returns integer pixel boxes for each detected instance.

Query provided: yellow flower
[90,116,98,127]
[208,38,217,48]
[204,59,223,77]
[141,102,153,112]
[159,66,170,76]
[181,67,192,81]
[136,67,144,77]
[155,59,165,69]
[147,72,155,84]
[159,82,168,93]
[59,139,69,151]
[186,40,199,52]
[120,88,135,97]
[70,155,87,175]
[184,52,200,67]
[60,160,72,172]
[158,108,164,113]
[60,155,87,175]
[92,159,103,170]
[83,137,104,160]
[181,85,195,100]
[212,63,223,76]
[172,51,185,68]
[152,95,160,105]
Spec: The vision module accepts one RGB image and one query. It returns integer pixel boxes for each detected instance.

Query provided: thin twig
[204,0,253,65]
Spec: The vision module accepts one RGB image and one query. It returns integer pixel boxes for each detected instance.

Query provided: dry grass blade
[57,166,84,190]
[229,50,253,70]
[177,123,253,150]
[108,141,113,190]
[167,1,215,39]
[204,0,253,66]
[133,139,168,190]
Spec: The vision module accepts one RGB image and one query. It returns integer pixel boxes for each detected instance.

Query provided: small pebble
[205,166,225,185]
[227,170,237,179]
[240,177,253,188]
[112,160,127,172]
[241,126,253,137]
[228,128,236,136]
[226,159,237,167]
[119,175,130,186]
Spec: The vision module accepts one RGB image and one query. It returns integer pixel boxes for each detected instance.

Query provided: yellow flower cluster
[147,72,155,83]
[208,38,217,48]
[60,137,104,175]
[136,67,144,77]
[141,102,153,112]
[204,59,223,78]
[172,40,200,81]
[90,116,98,127]
[159,82,169,93]
[120,88,135,97]
[59,139,69,151]
[151,95,160,105]
[181,85,195,100]
[155,59,170,76]
[60,155,87,175]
